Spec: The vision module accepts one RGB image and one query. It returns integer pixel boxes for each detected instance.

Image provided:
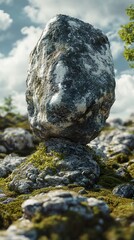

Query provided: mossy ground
[0,117,134,238]
[31,210,115,240]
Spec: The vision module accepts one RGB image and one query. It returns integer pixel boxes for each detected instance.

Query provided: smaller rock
[9,139,100,193]
[108,118,123,128]
[2,197,15,204]
[0,193,6,198]
[0,154,25,178]
[115,166,130,179]
[2,127,34,154]
[0,145,7,153]
[22,190,109,219]
[89,129,134,157]
[113,183,134,198]
[78,188,88,194]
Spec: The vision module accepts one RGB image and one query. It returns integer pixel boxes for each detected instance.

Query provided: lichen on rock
[26,14,115,144]
[9,140,100,194]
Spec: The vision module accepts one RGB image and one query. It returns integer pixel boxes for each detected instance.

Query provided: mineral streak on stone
[26,14,115,143]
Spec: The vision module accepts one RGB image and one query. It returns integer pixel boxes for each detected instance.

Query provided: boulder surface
[26,14,115,143]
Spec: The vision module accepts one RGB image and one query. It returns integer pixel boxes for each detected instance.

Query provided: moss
[105,225,134,240]
[85,188,134,219]
[96,153,132,190]
[98,165,129,189]
[0,113,30,130]
[102,125,115,132]
[0,153,6,159]
[31,205,134,240]
[98,175,124,188]
[127,163,134,178]
[15,120,31,131]
[0,178,15,197]
[32,210,115,240]
[0,198,23,229]
[24,143,63,172]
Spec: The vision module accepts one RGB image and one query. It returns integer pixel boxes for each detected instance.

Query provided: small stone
[113,183,134,198]
[26,14,115,144]
[89,129,134,157]
[0,145,7,153]
[0,193,6,198]
[78,188,87,194]
[0,154,26,178]
[2,127,34,154]
[2,197,15,204]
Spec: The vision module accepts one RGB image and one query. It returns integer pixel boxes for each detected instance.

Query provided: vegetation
[0,96,30,131]
[0,97,134,238]
[118,4,134,67]
[0,95,17,116]
[25,143,63,171]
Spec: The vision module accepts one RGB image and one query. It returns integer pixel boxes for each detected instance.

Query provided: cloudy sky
[0,0,133,120]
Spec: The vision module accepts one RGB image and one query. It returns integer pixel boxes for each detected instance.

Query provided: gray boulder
[2,128,34,154]
[26,14,115,144]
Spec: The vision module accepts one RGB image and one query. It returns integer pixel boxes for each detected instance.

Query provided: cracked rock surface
[26,14,115,144]
[9,138,100,194]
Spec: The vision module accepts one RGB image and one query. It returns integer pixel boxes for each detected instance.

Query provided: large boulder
[26,14,115,143]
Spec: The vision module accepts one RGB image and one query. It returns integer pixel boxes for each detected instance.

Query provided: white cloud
[106,31,124,60]
[0,10,13,30]
[24,0,132,29]
[0,53,4,58]
[110,40,123,60]
[0,0,12,4]
[0,26,42,114]
[110,72,134,119]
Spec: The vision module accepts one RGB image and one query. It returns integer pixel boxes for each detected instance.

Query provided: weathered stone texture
[26,14,115,143]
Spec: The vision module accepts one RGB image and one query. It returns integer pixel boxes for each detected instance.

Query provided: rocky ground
[0,112,134,240]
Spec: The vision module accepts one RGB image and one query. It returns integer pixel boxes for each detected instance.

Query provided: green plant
[118,4,134,68]
[0,95,17,115]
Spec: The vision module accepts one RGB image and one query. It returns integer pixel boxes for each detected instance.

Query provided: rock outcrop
[0,113,134,239]
[26,14,115,143]
[0,190,113,240]
[9,139,100,194]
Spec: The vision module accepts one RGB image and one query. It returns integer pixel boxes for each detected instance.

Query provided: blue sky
[0,0,133,119]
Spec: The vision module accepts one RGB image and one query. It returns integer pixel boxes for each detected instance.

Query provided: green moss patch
[127,163,134,178]
[85,188,134,219]
[0,197,24,229]
[24,143,63,172]
[32,211,115,240]
[0,178,15,197]
[96,154,132,190]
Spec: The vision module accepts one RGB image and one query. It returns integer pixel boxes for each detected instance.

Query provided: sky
[0,0,133,120]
